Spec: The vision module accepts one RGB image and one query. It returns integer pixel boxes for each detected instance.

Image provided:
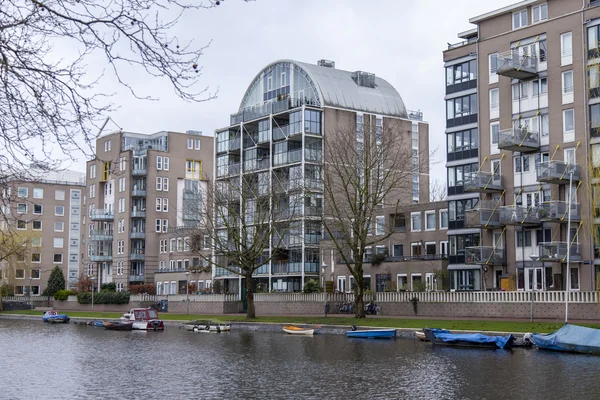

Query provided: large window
[448,198,479,230]
[425,211,436,231]
[591,104,600,137]
[304,110,322,135]
[185,160,202,180]
[446,94,477,127]
[447,128,478,155]
[411,212,421,232]
[449,233,480,264]
[446,59,477,94]
[513,9,528,29]
[447,162,478,194]
[531,3,547,24]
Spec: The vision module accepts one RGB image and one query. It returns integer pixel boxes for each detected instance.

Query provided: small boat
[42,310,70,323]
[346,326,396,339]
[283,326,315,335]
[120,308,164,331]
[532,324,600,355]
[424,328,514,350]
[416,328,450,341]
[103,321,133,331]
[87,320,105,328]
[181,320,231,333]
[513,333,534,348]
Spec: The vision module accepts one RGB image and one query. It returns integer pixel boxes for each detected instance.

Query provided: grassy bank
[3,310,599,333]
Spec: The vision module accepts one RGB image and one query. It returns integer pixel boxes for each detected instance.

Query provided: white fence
[132,294,239,303]
[375,291,599,304]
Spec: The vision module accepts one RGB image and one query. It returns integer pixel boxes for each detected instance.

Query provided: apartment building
[0,170,85,294]
[215,59,430,293]
[444,0,600,291]
[84,130,213,292]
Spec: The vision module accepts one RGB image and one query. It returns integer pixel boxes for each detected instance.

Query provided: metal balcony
[130,252,146,261]
[90,254,113,262]
[129,231,146,239]
[536,161,580,184]
[538,201,580,223]
[538,242,583,263]
[90,211,114,221]
[131,210,146,218]
[131,188,147,197]
[496,50,538,79]
[90,230,114,241]
[132,168,147,176]
[465,246,505,265]
[498,127,539,152]
[464,171,503,193]
[129,275,145,282]
[499,205,541,226]
[464,208,501,229]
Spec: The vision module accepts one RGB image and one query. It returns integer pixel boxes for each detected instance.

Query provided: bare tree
[430,178,447,202]
[0,0,245,178]
[322,115,425,318]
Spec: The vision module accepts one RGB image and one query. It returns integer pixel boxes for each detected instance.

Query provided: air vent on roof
[186,130,203,136]
[317,59,335,68]
[351,71,376,88]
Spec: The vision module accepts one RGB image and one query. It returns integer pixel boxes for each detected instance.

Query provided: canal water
[1,319,599,400]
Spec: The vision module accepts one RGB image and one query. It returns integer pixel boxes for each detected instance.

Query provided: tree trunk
[245,271,256,319]
[354,267,366,318]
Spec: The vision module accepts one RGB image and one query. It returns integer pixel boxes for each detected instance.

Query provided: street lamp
[529,255,539,323]
[185,271,190,315]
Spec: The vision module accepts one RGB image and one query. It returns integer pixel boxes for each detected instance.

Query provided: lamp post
[89,275,96,312]
[185,271,190,315]
[529,254,539,323]
[29,274,32,309]
[322,263,328,317]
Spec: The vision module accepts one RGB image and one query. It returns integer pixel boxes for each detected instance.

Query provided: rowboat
[181,320,231,333]
[532,324,600,355]
[346,328,396,339]
[103,321,133,331]
[282,326,315,335]
[424,328,514,350]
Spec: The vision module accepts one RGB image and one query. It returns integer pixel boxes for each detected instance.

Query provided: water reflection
[1,319,599,399]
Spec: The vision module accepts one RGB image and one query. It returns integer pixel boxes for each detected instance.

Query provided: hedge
[54,289,77,301]
[77,292,130,304]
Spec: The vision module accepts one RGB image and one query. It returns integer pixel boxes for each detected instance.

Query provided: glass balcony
[464,208,501,229]
[499,205,541,226]
[90,254,112,262]
[129,231,146,239]
[90,210,114,221]
[90,230,113,241]
[538,201,580,223]
[464,171,503,193]
[130,251,146,261]
[132,168,147,176]
[498,127,539,152]
[131,210,146,218]
[129,275,145,282]
[536,161,580,184]
[538,242,583,263]
[131,187,146,197]
[496,50,538,79]
[465,246,505,265]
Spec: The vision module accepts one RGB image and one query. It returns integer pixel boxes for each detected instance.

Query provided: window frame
[410,212,422,232]
[512,9,528,30]
[439,209,449,230]
[563,109,575,133]
[425,210,436,231]
[531,3,547,24]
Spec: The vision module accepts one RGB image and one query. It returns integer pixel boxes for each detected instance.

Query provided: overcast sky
[81,0,518,190]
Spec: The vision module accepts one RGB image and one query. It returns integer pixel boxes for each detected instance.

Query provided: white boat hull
[283,327,315,335]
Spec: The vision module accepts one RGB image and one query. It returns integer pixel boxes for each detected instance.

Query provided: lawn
[3,310,599,333]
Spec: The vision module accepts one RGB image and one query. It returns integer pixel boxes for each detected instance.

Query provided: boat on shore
[181,320,231,333]
[42,310,70,324]
[283,326,315,335]
[424,328,514,349]
[346,327,396,339]
[120,308,164,331]
[103,321,133,331]
[532,324,600,355]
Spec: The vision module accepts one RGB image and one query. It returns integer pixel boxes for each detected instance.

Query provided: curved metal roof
[239,59,408,118]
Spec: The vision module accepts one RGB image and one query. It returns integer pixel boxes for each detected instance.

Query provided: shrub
[0,283,14,296]
[77,292,130,304]
[100,282,116,292]
[45,266,66,297]
[54,289,72,301]
[303,279,321,293]
[129,284,156,295]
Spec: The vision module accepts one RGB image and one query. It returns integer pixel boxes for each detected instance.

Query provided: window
[17,220,26,230]
[32,221,42,230]
[163,198,168,212]
[163,177,169,191]
[33,204,42,215]
[162,219,168,233]
[563,109,574,133]
[517,231,533,247]
[490,88,499,112]
[117,240,124,254]
[538,40,547,62]
[170,238,176,252]
[33,188,43,199]
[155,219,161,233]
[156,177,163,191]
[156,198,162,212]
[55,205,65,216]
[32,237,42,247]
[104,140,111,152]
[532,3,547,24]
[195,139,201,150]
[89,184,95,198]
[562,71,574,94]
[31,253,41,263]
[31,269,41,279]
[446,94,477,120]
[16,269,25,279]
[445,59,477,87]
[17,203,27,214]
[186,160,202,179]
[561,32,572,65]
[54,238,64,248]
[411,212,421,232]
[491,123,499,145]
[489,53,498,75]
[118,198,125,213]
[119,157,127,171]
[440,209,448,229]
[164,157,169,171]
[157,156,163,170]
[89,164,96,179]
[55,190,65,201]
[17,187,28,198]
[118,219,124,233]
[513,9,527,29]
[187,138,194,149]
[375,216,385,236]
[425,211,436,231]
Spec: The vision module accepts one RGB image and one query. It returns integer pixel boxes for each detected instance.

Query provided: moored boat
[120,308,164,331]
[346,327,396,339]
[416,328,449,341]
[182,320,231,333]
[87,320,105,327]
[283,326,315,335]
[424,328,514,349]
[532,324,600,355]
[42,310,70,323]
[103,321,134,331]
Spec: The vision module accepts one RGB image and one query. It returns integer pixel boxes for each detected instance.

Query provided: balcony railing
[465,246,505,265]
[130,250,146,261]
[273,150,302,167]
[131,188,147,197]
[130,231,146,239]
[131,210,146,218]
[90,254,113,262]
[536,161,580,184]
[464,208,501,229]
[217,163,241,178]
[538,201,580,223]
[496,50,538,79]
[129,275,145,282]
[499,205,541,226]
[229,98,318,125]
[464,171,503,193]
[498,127,539,152]
[90,210,114,221]
[273,125,290,141]
[132,168,147,176]
[538,242,583,263]
[90,230,114,241]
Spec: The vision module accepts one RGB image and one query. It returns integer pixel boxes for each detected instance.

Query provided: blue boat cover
[433,332,513,349]
[532,324,600,354]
